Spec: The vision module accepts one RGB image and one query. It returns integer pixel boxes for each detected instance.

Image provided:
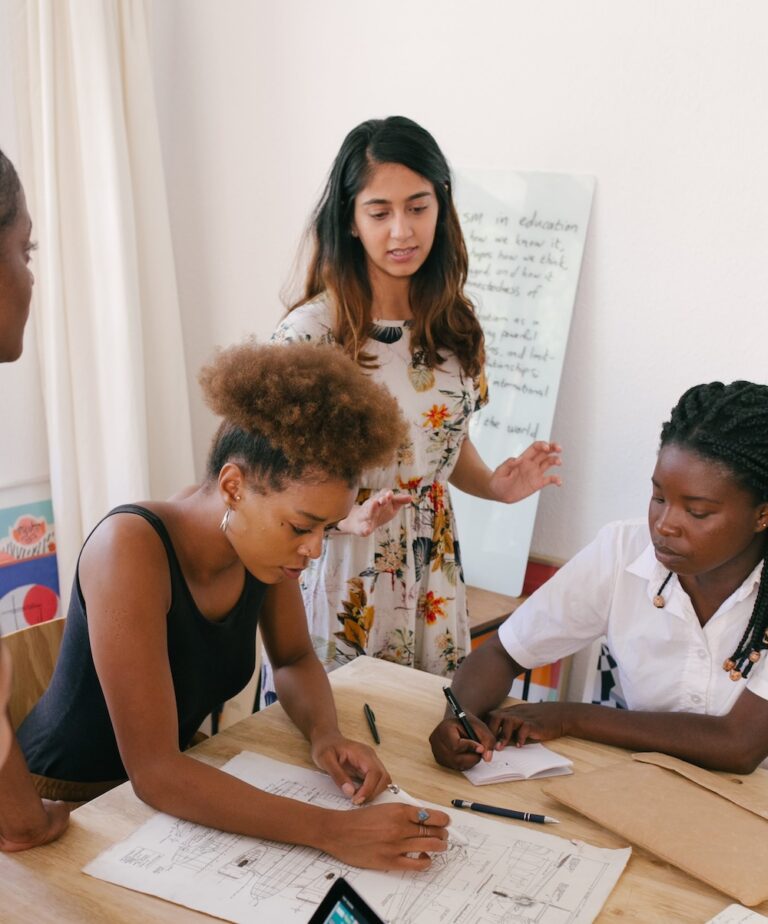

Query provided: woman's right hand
[320,803,450,870]
[429,716,496,770]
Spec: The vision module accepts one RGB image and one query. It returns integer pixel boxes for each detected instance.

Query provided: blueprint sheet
[84,752,630,923]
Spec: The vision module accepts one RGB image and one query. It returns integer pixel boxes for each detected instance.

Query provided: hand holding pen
[429,687,496,770]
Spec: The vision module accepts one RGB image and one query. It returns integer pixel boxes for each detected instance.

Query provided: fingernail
[342,782,355,797]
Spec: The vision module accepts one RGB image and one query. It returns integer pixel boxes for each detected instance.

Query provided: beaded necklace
[653,569,763,680]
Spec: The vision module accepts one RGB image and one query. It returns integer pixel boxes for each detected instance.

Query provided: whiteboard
[452,170,595,596]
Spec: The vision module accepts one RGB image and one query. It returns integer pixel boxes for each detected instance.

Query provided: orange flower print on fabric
[427,481,445,515]
[420,590,447,625]
[422,404,450,430]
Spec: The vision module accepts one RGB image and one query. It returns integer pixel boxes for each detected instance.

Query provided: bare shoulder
[79,507,172,613]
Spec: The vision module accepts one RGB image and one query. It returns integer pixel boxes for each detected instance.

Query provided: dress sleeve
[271,303,336,345]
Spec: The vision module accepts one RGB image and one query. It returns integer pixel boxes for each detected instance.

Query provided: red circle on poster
[23,585,59,626]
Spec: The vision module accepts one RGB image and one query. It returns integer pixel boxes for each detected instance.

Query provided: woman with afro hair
[19,340,452,870]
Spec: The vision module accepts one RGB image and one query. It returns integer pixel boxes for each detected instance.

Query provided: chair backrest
[3,618,65,730]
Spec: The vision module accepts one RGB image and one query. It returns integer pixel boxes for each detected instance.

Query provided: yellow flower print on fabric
[336,577,375,656]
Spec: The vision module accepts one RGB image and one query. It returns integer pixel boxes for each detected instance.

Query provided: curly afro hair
[200,340,407,489]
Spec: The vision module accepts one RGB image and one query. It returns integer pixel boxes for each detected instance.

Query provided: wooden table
[1,657,764,922]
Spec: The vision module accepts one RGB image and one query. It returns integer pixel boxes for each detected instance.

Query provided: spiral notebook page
[464,743,573,785]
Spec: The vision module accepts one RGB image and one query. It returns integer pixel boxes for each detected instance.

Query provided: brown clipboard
[543,752,768,907]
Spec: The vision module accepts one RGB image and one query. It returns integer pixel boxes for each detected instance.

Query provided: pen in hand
[443,686,481,744]
[363,703,380,745]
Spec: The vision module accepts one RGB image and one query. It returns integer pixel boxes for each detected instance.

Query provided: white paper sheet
[464,742,573,785]
[706,906,768,923]
[84,751,630,923]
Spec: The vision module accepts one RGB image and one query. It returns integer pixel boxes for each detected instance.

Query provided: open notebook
[464,742,573,785]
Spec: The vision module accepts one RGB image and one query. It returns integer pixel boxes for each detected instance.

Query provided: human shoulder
[272,298,336,344]
[78,506,172,610]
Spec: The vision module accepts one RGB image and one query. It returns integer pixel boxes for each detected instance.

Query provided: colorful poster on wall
[0,500,60,635]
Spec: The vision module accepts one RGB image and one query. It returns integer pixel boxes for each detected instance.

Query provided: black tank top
[18,504,266,783]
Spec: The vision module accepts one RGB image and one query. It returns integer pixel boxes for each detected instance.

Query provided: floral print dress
[264,299,487,691]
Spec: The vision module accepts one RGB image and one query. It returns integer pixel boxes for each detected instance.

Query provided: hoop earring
[219,506,232,533]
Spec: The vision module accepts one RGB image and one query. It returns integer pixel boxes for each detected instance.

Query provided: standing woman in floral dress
[263,116,561,697]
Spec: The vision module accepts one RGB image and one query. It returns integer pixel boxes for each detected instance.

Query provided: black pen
[442,686,481,743]
[451,799,559,825]
[363,703,380,745]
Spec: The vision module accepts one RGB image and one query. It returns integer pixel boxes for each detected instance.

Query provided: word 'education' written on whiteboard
[452,170,595,597]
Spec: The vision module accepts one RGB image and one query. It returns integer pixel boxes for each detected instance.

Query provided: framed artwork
[0,500,60,635]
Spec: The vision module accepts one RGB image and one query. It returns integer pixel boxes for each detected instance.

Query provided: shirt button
[697,649,707,659]
[691,694,702,704]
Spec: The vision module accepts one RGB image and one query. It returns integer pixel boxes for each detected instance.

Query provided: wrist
[298,804,336,853]
[560,702,581,737]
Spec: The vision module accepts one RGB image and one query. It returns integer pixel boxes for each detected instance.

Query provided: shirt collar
[627,541,764,604]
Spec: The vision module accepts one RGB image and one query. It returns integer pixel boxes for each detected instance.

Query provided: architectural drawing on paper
[86,752,630,923]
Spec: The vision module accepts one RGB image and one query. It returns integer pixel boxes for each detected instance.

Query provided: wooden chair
[3,618,65,730]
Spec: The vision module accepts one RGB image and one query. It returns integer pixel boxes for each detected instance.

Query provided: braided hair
[660,381,768,680]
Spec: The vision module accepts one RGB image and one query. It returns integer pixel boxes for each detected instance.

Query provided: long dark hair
[660,381,768,679]
[291,116,484,378]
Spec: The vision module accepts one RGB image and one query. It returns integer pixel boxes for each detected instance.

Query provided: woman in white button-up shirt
[431,381,768,774]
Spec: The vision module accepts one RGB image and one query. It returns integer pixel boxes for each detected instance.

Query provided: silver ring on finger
[419,824,429,838]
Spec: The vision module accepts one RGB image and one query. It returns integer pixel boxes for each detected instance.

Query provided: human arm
[448,437,562,502]
[81,516,448,869]
[335,490,412,537]
[429,634,529,769]
[483,687,768,774]
[261,580,390,803]
[431,633,768,773]
[0,733,70,852]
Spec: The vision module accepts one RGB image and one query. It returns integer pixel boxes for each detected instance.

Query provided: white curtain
[10,0,195,594]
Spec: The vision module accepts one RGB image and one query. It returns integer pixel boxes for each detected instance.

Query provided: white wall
[148,0,767,562]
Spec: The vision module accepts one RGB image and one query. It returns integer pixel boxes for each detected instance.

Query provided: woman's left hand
[311,732,391,804]
[486,702,571,748]
[489,441,563,504]
[337,490,411,537]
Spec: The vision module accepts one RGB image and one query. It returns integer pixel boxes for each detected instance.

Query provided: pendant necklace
[653,571,674,608]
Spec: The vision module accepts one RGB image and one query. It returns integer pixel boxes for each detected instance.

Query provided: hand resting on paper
[321,802,450,871]
[429,704,571,771]
[310,730,390,805]
[485,702,569,747]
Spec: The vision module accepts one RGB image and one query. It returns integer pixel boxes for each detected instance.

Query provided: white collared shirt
[498,520,768,715]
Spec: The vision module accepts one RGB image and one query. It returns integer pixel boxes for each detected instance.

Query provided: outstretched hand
[490,441,562,504]
[337,490,411,537]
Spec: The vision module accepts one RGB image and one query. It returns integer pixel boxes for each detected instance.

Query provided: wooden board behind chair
[3,618,65,730]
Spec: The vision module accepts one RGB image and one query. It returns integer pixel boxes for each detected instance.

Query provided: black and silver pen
[451,799,559,825]
[442,686,481,743]
[363,703,380,744]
